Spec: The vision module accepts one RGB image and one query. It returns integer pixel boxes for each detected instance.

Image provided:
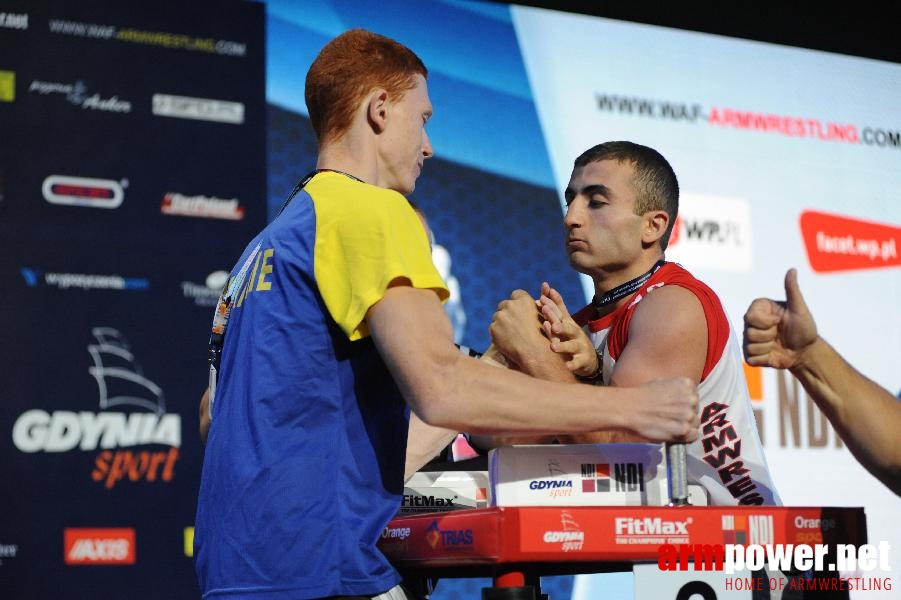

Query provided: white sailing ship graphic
[87,327,165,414]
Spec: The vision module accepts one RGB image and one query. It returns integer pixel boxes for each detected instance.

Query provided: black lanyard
[275,168,364,217]
[592,260,666,309]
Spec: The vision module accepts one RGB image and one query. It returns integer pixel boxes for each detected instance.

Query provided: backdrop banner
[0,2,265,598]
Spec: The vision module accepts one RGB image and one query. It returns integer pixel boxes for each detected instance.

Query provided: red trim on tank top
[575,263,729,382]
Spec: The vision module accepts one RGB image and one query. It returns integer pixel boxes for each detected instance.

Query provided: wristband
[577,350,605,384]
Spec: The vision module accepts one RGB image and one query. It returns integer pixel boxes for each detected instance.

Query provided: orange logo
[800,211,900,273]
[64,528,135,565]
[743,363,763,404]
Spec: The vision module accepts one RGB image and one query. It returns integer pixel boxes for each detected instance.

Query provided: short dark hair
[305,29,427,144]
[574,141,679,250]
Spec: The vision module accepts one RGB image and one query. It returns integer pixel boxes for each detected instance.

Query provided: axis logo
[64,528,135,565]
[42,175,125,209]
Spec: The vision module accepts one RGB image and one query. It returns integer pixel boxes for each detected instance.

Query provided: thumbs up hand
[742,268,819,370]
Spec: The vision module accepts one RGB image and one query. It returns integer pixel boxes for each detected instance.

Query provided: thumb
[784,268,810,315]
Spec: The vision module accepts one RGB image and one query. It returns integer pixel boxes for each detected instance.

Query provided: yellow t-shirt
[309,171,449,340]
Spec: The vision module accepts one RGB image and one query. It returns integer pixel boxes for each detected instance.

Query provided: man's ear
[642,210,669,245]
[367,89,390,133]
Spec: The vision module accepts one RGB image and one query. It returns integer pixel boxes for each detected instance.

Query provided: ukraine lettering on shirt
[235,247,275,307]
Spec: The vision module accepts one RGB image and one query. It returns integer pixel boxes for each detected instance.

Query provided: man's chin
[400,175,418,196]
[567,254,585,269]
[567,256,593,275]
[390,182,415,196]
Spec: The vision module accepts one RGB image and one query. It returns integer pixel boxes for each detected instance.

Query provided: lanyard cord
[592,259,666,308]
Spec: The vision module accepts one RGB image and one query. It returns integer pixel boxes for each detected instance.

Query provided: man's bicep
[611,287,707,387]
[366,284,457,413]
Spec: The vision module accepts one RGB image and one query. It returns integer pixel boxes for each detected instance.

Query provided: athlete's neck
[316,128,378,186]
[591,257,666,315]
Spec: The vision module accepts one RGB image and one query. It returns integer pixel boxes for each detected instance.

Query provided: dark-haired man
[488,141,779,507]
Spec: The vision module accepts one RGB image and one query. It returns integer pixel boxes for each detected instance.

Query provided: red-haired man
[194,31,699,600]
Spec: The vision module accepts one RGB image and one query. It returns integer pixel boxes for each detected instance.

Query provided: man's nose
[422,130,434,159]
[563,202,581,229]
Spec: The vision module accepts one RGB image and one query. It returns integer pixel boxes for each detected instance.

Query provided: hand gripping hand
[538,282,600,378]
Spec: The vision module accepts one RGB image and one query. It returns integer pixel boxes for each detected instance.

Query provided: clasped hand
[489,282,598,377]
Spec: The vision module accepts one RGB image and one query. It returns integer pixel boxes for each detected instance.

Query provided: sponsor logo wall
[0,2,264,598]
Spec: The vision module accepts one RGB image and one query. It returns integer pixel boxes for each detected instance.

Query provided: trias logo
[425,519,473,550]
[42,175,125,209]
[161,192,244,220]
[12,328,181,490]
[64,528,135,565]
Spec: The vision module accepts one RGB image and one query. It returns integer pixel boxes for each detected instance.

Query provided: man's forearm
[405,413,458,481]
[790,337,901,494]
[469,340,575,449]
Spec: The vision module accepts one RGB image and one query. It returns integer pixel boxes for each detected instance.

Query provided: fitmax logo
[615,517,692,536]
